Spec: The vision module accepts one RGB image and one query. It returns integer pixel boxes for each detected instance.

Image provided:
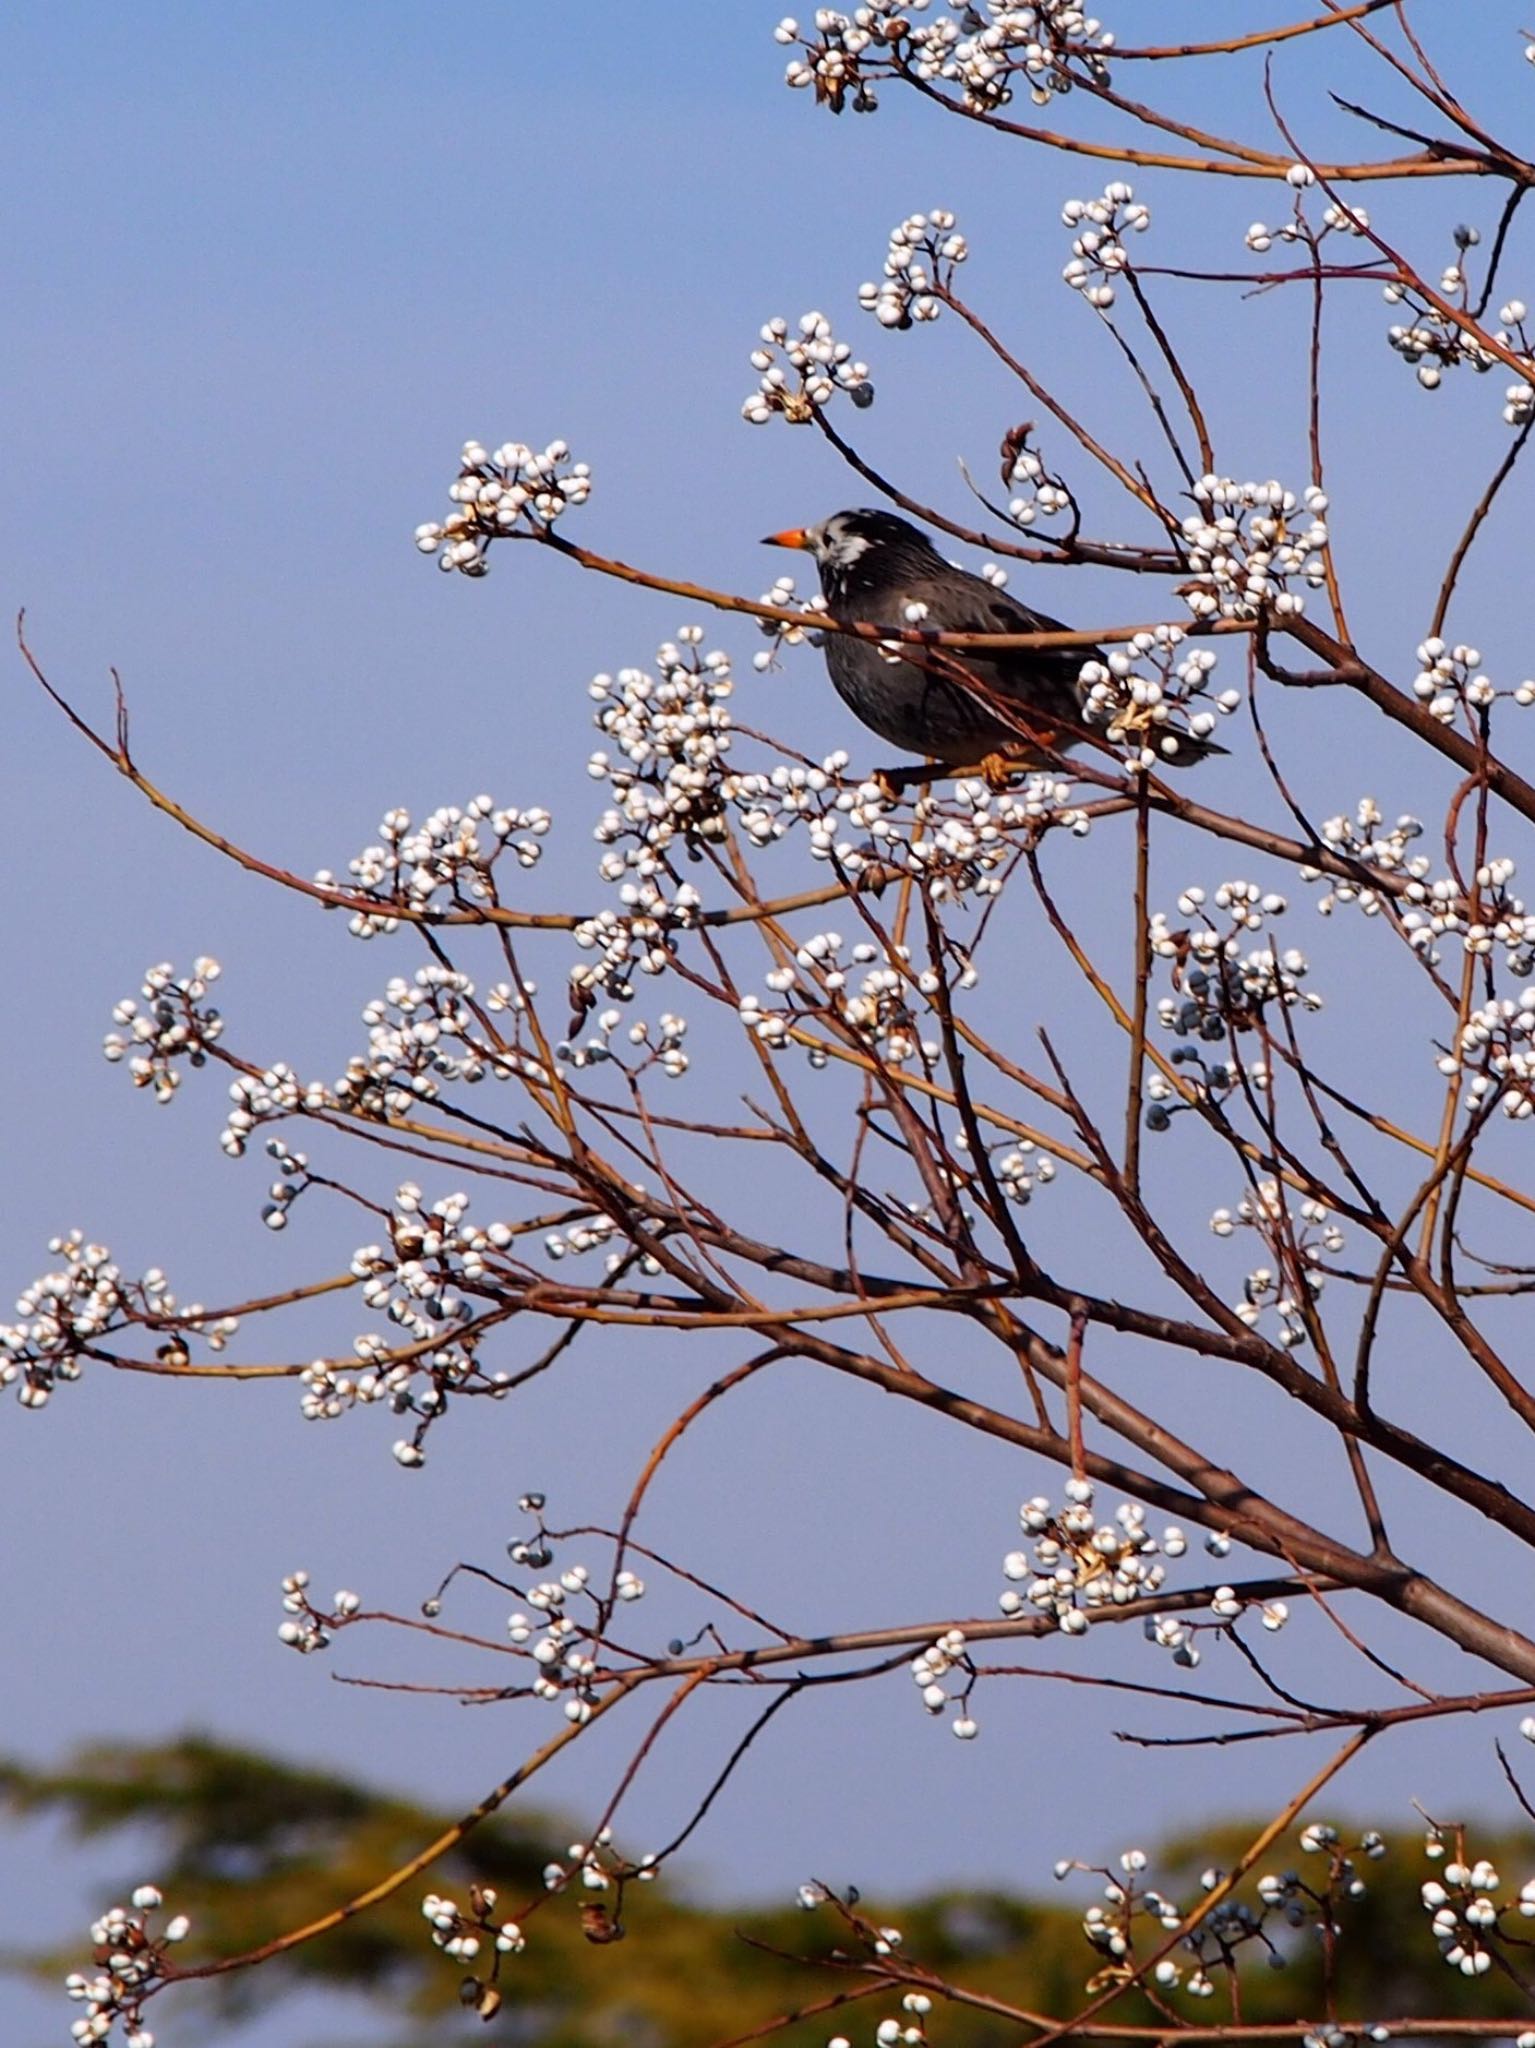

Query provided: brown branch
[166,1676,645,1984]
[1122,775,1152,1196]
[900,65,1495,181]
[1076,2,1399,64]
[1430,412,1535,639]
[1282,612,1535,827]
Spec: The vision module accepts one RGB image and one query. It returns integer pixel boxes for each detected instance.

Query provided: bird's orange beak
[761,527,813,549]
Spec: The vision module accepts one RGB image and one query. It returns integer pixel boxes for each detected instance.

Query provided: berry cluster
[415,438,592,576]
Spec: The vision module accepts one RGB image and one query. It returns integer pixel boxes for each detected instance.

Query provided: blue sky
[7,5,1535,2042]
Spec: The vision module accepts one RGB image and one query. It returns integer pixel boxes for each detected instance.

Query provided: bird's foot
[956,748,1038,792]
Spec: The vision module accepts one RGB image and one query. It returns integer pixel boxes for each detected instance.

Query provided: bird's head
[761,508,937,583]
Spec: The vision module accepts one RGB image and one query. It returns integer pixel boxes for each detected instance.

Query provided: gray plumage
[764,508,1217,772]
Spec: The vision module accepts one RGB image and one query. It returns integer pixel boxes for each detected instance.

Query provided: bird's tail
[1150,727,1227,768]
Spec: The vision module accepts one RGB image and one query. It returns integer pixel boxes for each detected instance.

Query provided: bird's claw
[978,749,1025,792]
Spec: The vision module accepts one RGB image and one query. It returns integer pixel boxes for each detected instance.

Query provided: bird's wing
[895,572,1093,718]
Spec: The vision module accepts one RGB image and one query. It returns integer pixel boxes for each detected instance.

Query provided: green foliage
[6,1738,1534,2045]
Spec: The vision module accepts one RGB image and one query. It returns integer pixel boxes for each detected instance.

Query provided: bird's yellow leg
[946,747,1035,791]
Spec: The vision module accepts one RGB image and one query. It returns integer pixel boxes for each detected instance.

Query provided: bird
[762,507,1219,785]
